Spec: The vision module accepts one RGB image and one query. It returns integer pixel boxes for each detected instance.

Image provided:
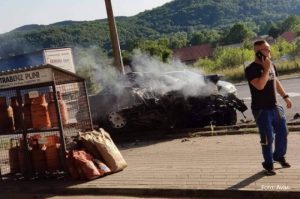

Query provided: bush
[214,47,253,69]
[194,57,216,72]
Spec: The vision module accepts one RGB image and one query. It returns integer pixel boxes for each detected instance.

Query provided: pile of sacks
[66,128,127,180]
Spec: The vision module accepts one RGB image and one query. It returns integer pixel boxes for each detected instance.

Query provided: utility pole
[104,0,125,74]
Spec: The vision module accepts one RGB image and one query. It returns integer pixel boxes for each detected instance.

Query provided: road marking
[243,97,251,100]
[287,92,300,97]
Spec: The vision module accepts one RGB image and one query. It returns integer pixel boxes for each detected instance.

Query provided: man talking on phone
[245,40,292,175]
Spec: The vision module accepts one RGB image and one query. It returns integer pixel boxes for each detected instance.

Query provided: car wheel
[107,111,128,130]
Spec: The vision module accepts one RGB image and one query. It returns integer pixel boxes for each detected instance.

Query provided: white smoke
[130,50,216,97]
[76,48,217,98]
[74,46,120,94]
[131,49,185,72]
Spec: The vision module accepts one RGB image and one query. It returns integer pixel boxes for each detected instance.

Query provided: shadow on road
[226,171,266,190]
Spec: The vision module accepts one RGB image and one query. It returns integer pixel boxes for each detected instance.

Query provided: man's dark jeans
[252,105,288,168]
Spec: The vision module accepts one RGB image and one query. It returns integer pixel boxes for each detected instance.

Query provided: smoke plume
[129,50,216,97]
[76,48,217,98]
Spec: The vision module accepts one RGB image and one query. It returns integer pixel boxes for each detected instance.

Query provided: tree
[193,57,216,72]
[270,38,294,60]
[168,32,188,49]
[243,39,254,50]
[295,39,300,54]
[194,46,254,71]
[133,39,172,62]
[222,22,256,45]
[189,29,220,46]
[281,15,300,32]
[269,24,281,38]
[214,47,253,68]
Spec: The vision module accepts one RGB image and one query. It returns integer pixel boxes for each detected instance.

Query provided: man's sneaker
[274,157,291,168]
[262,162,276,176]
[265,169,276,176]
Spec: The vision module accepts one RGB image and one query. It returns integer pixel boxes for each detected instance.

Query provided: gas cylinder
[31,94,51,130]
[0,96,14,131]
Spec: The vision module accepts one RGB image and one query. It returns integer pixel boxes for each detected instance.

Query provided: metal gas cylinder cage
[0,64,93,180]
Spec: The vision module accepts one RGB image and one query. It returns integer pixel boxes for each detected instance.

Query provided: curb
[1,182,300,199]
[112,122,300,143]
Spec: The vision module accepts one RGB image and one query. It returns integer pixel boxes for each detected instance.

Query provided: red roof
[281,31,297,43]
[173,44,213,64]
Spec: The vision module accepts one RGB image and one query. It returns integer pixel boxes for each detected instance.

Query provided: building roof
[173,44,213,64]
[280,31,297,43]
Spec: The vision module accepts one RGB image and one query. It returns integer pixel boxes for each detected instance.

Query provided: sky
[0,0,173,34]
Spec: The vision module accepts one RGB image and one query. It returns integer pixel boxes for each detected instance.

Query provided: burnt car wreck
[89,70,247,132]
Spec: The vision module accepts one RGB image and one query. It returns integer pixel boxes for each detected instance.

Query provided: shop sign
[0,68,53,89]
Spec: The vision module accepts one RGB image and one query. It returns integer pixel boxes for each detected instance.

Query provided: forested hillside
[1,0,300,59]
[136,0,300,32]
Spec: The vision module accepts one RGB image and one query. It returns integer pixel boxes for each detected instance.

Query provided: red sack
[67,150,101,180]
[66,151,80,180]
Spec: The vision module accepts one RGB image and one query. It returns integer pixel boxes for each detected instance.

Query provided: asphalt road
[235,77,300,123]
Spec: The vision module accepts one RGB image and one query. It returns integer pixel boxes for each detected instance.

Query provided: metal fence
[0,65,93,180]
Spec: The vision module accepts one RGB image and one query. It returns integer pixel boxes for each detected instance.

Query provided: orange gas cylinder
[48,91,69,127]
[31,94,51,130]
[46,135,60,147]
[11,97,22,130]
[45,145,61,171]
[31,146,47,173]
[0,96,14,131]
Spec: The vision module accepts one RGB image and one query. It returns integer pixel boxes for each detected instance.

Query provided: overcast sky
[0,0,173,34]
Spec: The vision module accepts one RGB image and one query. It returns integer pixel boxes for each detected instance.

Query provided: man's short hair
[254,40,267,46]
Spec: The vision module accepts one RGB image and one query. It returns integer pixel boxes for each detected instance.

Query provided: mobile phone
[256,51,266,61]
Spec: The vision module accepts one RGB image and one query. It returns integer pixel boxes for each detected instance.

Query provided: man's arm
[250,58,271,90]
[250,70,269,90]
[276,78,292,109]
